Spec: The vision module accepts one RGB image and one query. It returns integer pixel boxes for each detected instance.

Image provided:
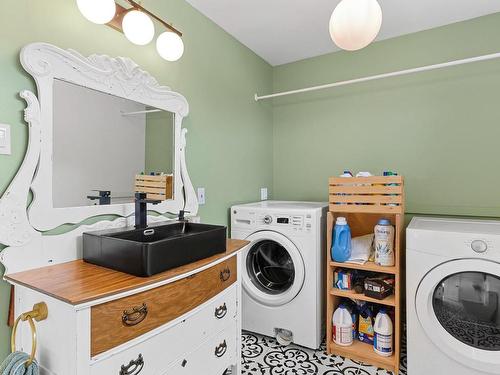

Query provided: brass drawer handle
[215,303,228,319]
[122,303,148,326]
[220,268,231,282]
[120,353,144,375]
[214,340,227,358]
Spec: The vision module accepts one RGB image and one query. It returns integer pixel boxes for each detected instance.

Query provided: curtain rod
[254,52,500,102]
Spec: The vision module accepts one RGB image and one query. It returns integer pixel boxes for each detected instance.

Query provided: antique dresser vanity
[0,43,247,375]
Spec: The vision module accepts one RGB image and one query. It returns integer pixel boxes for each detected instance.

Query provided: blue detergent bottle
[331,216,352,262]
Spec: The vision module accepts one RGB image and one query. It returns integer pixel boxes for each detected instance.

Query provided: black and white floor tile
[241,332,407,375]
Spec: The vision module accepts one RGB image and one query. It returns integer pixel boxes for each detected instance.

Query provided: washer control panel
[232,209,317,233]
[258,213,313,232]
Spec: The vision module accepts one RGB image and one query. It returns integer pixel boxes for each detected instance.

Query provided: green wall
[0,0,273,359]
[273,13,500,218]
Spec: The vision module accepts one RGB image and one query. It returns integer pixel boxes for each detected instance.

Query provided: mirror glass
[52,79,174,208]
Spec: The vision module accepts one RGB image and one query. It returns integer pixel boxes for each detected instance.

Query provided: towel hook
[10,302,48,367]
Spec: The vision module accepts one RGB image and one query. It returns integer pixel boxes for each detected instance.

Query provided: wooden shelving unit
[326,175,404,374]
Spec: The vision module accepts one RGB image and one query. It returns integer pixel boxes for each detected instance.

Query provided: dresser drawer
[91,256,237,356]
[90,284,237,374]
[161,324,237,375]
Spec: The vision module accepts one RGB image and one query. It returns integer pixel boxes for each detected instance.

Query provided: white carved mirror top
[17,42,197,230]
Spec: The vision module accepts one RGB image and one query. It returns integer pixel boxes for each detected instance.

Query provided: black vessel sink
[83,222,227,277]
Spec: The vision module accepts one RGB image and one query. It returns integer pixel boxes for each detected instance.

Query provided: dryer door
[416,258,500,373]
[243,231,305,307]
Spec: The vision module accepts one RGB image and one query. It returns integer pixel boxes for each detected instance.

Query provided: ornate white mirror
[19,43,197,230]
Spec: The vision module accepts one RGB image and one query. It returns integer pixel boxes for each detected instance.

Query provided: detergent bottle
[374,308,393,357]
[331,217,352,262]
[332,304,353,346]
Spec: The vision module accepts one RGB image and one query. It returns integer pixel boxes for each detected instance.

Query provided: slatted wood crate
[135,174,173,201]
[328,176,404,214]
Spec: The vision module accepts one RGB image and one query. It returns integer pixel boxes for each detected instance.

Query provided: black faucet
[87,190,111,205]
[178,210,190,221]
[135,192,161,229]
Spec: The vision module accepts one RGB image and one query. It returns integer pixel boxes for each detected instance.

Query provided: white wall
[52,79,146,207]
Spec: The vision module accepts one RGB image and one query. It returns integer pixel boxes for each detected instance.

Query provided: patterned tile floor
[241,332,407,375]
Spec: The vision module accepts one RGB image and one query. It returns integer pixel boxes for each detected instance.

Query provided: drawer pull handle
[215,303,228,319]
[214,340,227,358]
[220,268,231,282]
[120,353,144,375]
[122,303,148,326]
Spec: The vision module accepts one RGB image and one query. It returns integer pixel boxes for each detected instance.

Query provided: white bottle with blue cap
[374,218,395,266]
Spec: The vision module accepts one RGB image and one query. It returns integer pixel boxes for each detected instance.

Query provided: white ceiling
[185,0,500,66]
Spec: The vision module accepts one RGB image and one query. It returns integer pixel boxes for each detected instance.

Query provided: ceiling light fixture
[77,0,116,24]
[329,0,382,51]
[156,32,185,62]
[122,10,155,45]
[76,0,184,61]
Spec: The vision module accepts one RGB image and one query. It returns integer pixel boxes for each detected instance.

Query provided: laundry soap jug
[374,218,395,266]
[332,304,353,346]
[332,217,352,262]
[373,308,393,357]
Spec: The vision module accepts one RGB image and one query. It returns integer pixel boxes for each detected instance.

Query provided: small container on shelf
[374,218,395,266]
[364,276,395,300]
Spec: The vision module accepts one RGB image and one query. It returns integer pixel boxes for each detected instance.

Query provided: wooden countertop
[5,239,249,306]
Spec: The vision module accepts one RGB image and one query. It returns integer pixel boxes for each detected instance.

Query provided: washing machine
[407,217,500,375]
[231,201,327,349]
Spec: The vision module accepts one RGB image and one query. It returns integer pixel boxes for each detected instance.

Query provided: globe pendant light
[77,0,116,24]
[122,10,155,45]
[156,32,185,62]
[329,0,382,51]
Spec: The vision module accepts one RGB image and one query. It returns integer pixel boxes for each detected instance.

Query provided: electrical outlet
[260,188,268,201]
[197,187,206,205]
[0,124,11,155]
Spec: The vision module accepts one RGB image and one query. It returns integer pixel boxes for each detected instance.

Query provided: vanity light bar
[107,0,182,37]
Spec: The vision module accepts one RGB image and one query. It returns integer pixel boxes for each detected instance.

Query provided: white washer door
[243,231,305,307]
[416,258,500,373]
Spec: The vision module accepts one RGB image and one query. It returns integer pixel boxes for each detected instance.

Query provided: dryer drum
[246,240,295,295]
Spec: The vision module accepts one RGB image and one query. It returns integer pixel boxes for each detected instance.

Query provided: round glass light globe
[329,0,382,51]
[156,32,185,62]
[77,0,116,24]
[122,10,155,46]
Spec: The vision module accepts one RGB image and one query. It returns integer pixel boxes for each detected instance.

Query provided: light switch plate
[0,124,11,155]
[261,188,268,201]
[197,187,206,205]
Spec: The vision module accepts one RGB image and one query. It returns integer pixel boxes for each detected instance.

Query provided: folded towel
[0,352,39,375]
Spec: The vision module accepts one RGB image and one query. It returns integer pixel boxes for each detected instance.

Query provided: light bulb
[122,10,155,46]
[329,0,382,51]
[77,0,116,24]
[156,32,184,61]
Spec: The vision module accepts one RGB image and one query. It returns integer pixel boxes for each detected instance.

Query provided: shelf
[328,340,396,372]
[330,260,397,274]
[326,176,404,374]
[329,288,395,306]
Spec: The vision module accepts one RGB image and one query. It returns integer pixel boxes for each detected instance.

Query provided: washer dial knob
[263,215,272,224]
[471,240,488,253]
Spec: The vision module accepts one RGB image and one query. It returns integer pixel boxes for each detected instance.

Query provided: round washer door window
[243,231,305,307]
[416,259,500,373]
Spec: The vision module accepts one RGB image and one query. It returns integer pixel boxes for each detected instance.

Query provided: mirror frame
[19,43,198,231]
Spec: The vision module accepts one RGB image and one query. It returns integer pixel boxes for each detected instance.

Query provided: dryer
[407,217,500,375]
[231,201,327,349]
